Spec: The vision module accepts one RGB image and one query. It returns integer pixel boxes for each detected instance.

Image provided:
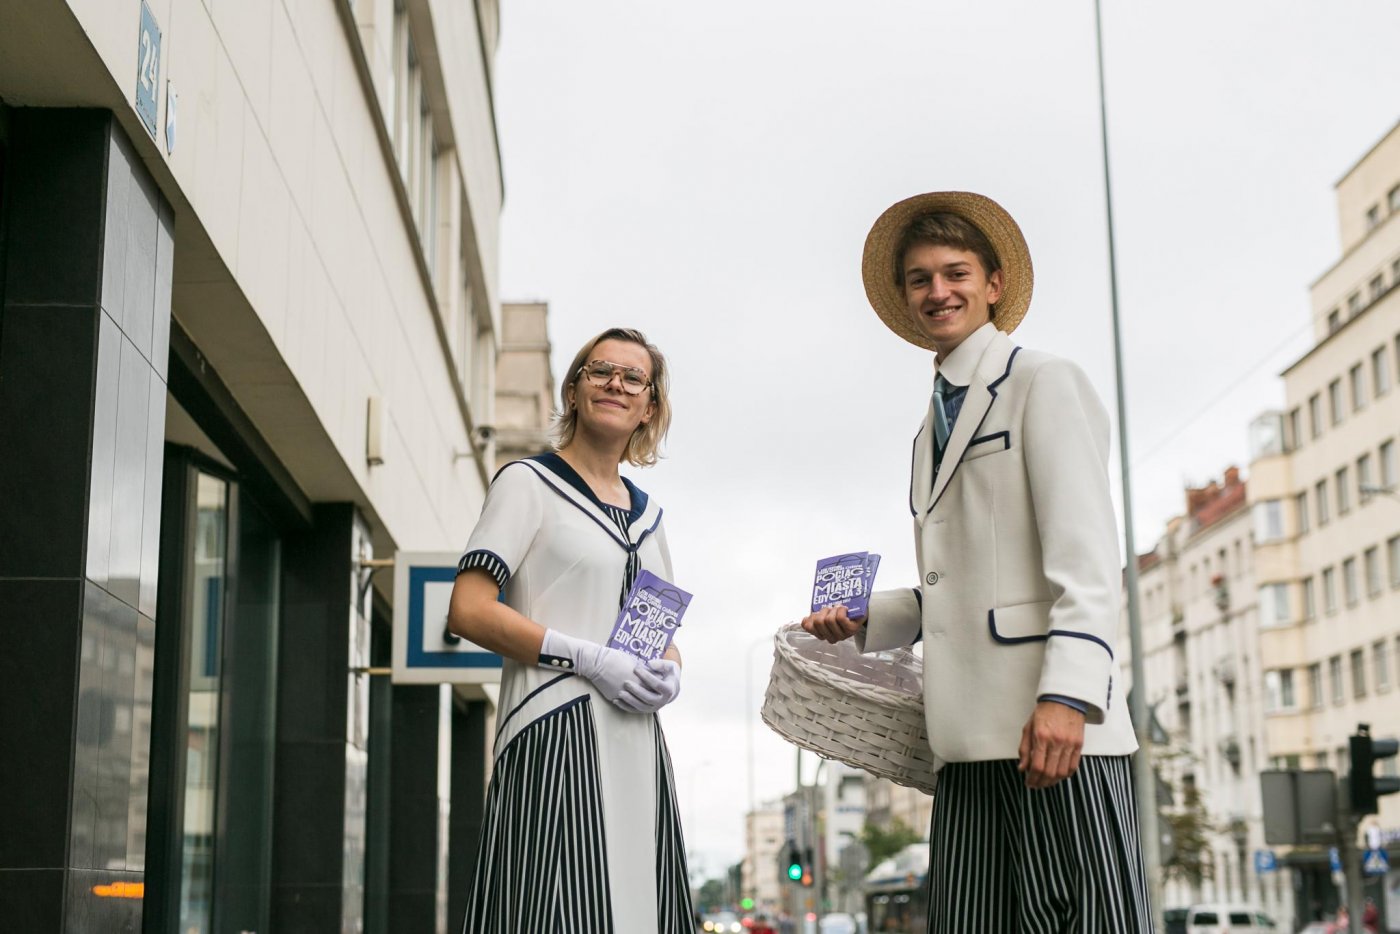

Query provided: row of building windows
[1254,438,1399,544]
[1289,336,1400,450]
[1257,532,1400,626]
[1143,539,1249,621]
[1362,183,1400,234]
[1264,635,1399,712]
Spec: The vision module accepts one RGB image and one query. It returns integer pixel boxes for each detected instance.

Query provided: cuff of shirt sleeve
[1038,693,1089,715]
[457,549,511,589]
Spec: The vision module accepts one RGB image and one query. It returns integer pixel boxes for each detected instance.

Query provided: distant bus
[862,843,928,933]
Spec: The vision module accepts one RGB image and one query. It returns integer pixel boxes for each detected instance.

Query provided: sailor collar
[513,453,663,552]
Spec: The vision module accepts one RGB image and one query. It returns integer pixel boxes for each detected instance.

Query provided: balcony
[1214,657,1237,688]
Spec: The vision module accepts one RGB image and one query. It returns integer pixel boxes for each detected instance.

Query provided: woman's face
[568,338,656,441]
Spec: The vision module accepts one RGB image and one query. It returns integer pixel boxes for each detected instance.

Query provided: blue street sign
[1329,847,1343,874]
[392,551,503,686]
[1254,850,1278,874]
[1362,848,1390,877]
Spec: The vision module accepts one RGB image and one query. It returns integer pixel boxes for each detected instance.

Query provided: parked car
[818,913,859,934]
[1184,904,1277,932]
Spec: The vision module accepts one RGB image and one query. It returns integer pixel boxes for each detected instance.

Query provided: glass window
[1375,641,1391,693]
[1351,363,1367,410]
[1337,467,1351,514]
[1286,407,1302,449]
[1252,500,1285,543]
[1384,441,1398,489]
[1293,491,1309,534]
[1374,347,1392,397]
[1366,546,1382,597]
[1328,309,1342,334]
[1316,479,1330,525]
[1258,583,1291,627]
[1318,749,1330,768]
[1265,670,1295,711]
[1352,649,1367,698]
[1302,576,1316,619]
[1344,557,1359,605]
[1391,185,1400,214]
[1359,454,1374,500]
[1366,205,1382,230]
[1308,663,1323,708]
[1330,655,1344,704]
[1389,535,1400,588]
[1329,379,1345,425]
[1372,275,1386,302]
[1309,393,1323,438]
[1323,566,1337,613]
[1348,293,1363,316]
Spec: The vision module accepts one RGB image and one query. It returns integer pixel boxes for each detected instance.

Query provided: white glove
[621,658,682,714]
[539,629,649,713]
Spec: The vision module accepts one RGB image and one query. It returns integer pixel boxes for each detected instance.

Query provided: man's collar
[934,321,998,388]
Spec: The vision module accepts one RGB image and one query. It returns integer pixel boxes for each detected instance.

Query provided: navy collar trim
[530,452,648,524]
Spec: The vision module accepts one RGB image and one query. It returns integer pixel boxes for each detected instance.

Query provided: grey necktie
[933,375,952,453]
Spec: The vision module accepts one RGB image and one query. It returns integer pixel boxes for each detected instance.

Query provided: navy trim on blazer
[967,430,1011,452]
[986,609,1114,658]
[908,422,926,517]
[927,346,1021,515]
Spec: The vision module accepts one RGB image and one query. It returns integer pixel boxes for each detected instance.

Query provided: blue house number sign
[135,2,161,138]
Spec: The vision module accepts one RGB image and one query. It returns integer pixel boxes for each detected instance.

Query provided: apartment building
[742,799,787,917]
[1128,470,1289,925]
[0,0,503,930]
[1248,118,1400,922]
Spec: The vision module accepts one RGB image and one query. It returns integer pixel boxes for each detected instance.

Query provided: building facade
[1248,118,1400,924]
[0,0,504,930]
[742,799,787,918]
[1126,469,1290,925]
[493,300,555,471]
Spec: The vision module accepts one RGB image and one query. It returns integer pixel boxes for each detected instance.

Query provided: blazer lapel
[910,401,936,520]
[928,332,1016,513]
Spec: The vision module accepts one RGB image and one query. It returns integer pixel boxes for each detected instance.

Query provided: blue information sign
[391,551,503,687]
[134,2,161,138]
[1254,850,1278,874]
[1329,847,1343,874]
[1363,848,1390,877]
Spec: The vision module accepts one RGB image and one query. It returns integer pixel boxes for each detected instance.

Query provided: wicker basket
[761,623,939,795]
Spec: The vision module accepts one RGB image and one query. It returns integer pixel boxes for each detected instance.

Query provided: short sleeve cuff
[458,549,510,589]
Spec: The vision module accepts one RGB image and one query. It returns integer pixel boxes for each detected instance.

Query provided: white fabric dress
[458,453,692,934]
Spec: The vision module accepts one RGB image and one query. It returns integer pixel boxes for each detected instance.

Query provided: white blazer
[862,324,1138,765]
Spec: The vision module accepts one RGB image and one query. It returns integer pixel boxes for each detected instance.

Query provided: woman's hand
[621,658,682,713]
[800,605,863,644]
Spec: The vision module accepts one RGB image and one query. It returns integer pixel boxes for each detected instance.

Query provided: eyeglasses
[577,360,653,396]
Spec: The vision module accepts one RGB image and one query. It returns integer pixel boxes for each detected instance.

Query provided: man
[802,192,1150,931]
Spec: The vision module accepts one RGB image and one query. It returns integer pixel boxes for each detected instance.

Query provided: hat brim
[861,191,1034,350]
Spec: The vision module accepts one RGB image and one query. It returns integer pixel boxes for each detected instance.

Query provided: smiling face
[566,338,656,441]
[901,243,1003,360]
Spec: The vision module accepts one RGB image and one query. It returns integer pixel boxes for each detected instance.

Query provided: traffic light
[801,847,815,887]
[786,846,803,882]
[1348,723,1400,816]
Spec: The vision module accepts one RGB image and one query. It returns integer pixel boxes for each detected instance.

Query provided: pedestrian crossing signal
[786,848,803,882]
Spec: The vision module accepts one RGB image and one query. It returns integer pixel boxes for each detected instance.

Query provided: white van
[1185,904,1278,932]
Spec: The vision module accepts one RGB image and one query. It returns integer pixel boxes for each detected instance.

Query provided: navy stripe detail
[987,610,1115,658]
[458,549,512,588]
[968,430,1011,451]
[494,673,575,741]
[515,460,662,554]
[909,422,926,517]
[492,693,591,761]
[927,346,1020,516]
[530,452,649,524]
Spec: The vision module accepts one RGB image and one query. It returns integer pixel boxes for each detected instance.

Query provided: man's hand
[1017,700,1086,789]
[800,605,863,644]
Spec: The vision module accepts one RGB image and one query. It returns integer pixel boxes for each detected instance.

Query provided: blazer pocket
[987,600,1052,645]
[962,431,1011,462]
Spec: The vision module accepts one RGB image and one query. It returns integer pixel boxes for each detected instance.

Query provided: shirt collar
[934,321,998,388]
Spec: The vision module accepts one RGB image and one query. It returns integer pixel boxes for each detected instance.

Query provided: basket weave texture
[761,623,939,795]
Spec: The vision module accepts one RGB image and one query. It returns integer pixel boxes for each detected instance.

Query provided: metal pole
[1092,0,1163,918]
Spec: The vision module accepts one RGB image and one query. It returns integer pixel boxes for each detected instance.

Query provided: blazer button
[925,572,940,585]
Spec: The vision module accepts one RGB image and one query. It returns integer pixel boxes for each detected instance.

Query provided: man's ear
[987,268,1004,307]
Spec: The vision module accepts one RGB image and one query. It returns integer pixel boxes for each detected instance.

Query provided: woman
[448,327,693,933]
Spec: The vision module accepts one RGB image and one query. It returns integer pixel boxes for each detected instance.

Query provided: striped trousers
[928,755,1151,933]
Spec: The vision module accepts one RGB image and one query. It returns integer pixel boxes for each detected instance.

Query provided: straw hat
[861,191,1034,350]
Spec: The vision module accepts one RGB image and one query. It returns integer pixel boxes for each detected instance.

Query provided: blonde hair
[553,328,672,467]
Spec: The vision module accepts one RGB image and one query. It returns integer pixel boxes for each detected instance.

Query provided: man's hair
[893,212,1003,296]
[553,327,671,467]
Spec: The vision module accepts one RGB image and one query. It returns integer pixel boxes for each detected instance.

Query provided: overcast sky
[492,0,1400,880]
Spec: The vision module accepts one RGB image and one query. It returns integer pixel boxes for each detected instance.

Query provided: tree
[859,818,922,866]
[697,877,728,912]
[1160,773,1217,889]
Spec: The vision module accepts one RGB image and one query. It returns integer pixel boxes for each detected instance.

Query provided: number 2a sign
[134,2,161,139]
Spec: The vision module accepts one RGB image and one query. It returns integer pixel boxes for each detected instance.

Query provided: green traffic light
[787,863,802,881]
